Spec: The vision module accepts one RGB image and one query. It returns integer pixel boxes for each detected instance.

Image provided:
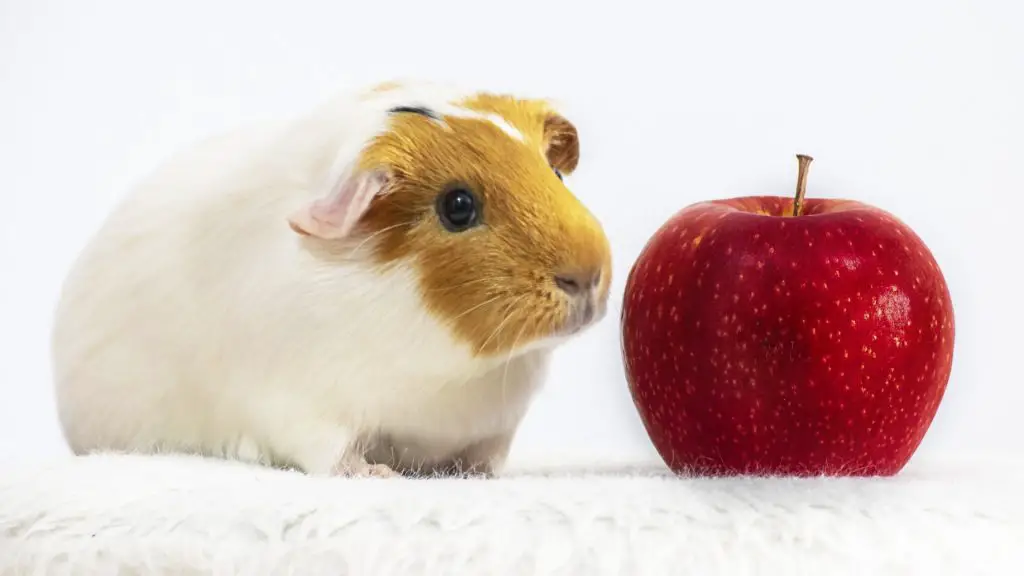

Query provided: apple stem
[792,154,814,217]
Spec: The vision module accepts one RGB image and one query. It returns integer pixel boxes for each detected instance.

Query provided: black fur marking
[388,105,440,120]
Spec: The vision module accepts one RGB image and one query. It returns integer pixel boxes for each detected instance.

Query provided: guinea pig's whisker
[443,303,525,392]
[423,276,511,294]
[346,221,414,257]
[477,295,527,354]
[501,315,531,408]
[450,295,502,322]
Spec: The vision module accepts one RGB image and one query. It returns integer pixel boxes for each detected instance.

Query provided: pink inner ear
[288,170,388,240]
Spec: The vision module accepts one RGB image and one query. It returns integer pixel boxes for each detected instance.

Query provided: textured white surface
[1,454,1022,575]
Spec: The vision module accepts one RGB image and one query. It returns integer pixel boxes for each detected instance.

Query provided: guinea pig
[50,80,612,478]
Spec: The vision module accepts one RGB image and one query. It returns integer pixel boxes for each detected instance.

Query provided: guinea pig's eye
[436,187,480,232]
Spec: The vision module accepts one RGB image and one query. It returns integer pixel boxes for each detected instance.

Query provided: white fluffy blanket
[1,454,1022,575]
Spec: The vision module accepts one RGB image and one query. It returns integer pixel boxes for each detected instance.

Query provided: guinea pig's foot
[334,458,398,479]
[357,463,398,478]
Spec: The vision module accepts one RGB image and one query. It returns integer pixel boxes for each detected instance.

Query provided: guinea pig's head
[288,87,611,359]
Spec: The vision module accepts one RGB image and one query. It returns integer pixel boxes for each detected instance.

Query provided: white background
[1,0,1022,470]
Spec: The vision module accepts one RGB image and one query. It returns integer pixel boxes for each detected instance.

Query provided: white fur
[2,454,1022,575]
[479,112,526,142]
[435,105,527,142]
[360,80,528,142]
[50,81,559,477]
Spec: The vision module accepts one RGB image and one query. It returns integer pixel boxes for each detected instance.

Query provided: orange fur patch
[459,93,580,174]
[366,80,403,95]
[354,93,610,357]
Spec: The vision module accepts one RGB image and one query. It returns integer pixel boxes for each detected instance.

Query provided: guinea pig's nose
[554,270,601,296]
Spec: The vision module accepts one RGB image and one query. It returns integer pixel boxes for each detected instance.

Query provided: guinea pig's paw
[358,463,399,478]
[334,459,398,479]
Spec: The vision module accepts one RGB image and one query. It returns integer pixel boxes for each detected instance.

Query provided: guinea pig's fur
[51,80,612,477]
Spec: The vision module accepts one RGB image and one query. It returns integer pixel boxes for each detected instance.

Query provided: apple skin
[621,196,955,477]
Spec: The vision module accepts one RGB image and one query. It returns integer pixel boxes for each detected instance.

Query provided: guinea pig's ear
[287,169,389,240]
[543,114,580,175]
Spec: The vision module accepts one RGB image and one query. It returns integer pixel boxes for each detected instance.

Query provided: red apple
[621,155,955,477]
